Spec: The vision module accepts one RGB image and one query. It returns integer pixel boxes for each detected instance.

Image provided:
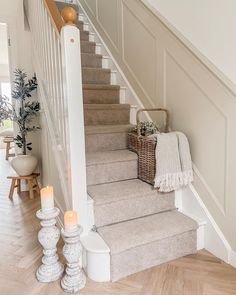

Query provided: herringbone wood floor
[0,150,236,295]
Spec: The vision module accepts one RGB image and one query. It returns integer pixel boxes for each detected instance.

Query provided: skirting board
[177,184,236,268]
[229,251,236,268]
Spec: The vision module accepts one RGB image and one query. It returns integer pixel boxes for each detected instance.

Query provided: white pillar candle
[64,211,78,232]
[40,186,54,211]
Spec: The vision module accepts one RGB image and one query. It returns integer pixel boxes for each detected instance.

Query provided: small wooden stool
[7,173,40,200]
[3,136,15,161]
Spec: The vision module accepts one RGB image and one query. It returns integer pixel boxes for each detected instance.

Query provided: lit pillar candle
[64,211,78,232]
[40,186,54,211]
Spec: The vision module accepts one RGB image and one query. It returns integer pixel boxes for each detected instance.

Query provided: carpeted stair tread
[98,211,197,281]
[98,211,198,254]
[81,53,102,68]
[88,179,176,227]
[83,84,120,104]
[85,124,133,135]
[86,150,138,185]
[84,104,129,110]
[83,84,120,90]
[82,68,111,85]
[84,104,130,125]
[88,179,173,205]
[86,150,137,166]
[80,30,90,41]
[81,41,96,54]
[85,125,133,152]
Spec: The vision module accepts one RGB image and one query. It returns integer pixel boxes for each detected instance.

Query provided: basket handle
[136,108,169,136]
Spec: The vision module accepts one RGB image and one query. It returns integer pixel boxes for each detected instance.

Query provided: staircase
[57,2,198,282]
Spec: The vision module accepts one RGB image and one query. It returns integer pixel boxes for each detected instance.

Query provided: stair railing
[25,0,87,231]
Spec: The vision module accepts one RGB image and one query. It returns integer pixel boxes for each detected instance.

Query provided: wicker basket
[128,108,169,185]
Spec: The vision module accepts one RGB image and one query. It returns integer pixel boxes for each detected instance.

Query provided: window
[0,82,12,128]
[0,82,11,98]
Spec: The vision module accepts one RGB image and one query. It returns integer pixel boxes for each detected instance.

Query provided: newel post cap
[61,7,78,26]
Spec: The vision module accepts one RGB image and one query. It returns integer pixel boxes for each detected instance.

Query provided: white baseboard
[178,184,235,267]
[229,250,236,268]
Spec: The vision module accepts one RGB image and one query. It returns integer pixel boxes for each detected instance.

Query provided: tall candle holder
[61,225,86,293]
[36,207,64,282]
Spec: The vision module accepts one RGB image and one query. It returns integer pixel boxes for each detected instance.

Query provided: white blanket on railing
[154,132,193,192]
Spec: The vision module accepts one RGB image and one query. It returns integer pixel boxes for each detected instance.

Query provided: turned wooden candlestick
[36,207,64,283]
[61,225,86,293]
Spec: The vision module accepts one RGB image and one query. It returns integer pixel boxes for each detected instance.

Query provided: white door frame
[0,16,18,85]
[0,16,18,148]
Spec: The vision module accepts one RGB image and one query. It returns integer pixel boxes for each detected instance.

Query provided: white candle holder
[36,207,64,282]
[61,225,86,293]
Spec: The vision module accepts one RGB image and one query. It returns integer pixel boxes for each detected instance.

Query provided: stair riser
[83,89,120,104]
[87,160,137,185]
[85,132,128,152]
[82,69,111,85]
[84,108,130,125]
[81,42,96,54]
[111,230,197,282]
[82,54,102,68]
[94,194,175,227]
[80,31,89,41]
[77,22,84,31]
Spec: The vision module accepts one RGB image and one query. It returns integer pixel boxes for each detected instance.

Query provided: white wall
[0,0,22,16]
[146,0,236,85]
[0,0,34,78]
[0,24,9,65]
[0,0,40,160]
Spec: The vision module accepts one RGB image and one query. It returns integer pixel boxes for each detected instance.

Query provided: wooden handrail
[44,0,64,33]
[44,0,77,33]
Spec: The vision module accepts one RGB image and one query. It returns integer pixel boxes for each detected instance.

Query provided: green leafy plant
[133,121,159,136]
[0,69,40,155]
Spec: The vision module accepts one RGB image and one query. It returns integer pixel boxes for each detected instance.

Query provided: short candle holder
[36,207,64,282]
[61,225,86,293]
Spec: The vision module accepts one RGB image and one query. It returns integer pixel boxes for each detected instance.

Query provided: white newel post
[61,24,88,234]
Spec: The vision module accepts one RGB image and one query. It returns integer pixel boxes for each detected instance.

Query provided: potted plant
[0,69,40,176]
[133,121,159,136]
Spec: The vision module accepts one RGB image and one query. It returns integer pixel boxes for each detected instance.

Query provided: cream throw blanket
[154,132,193,192]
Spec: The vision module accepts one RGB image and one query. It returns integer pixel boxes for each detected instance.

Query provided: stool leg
[9,179,16,200]
[28,180,34,200]
[34,178,40,196]
[17,179,21,195]
[6,142,10,161]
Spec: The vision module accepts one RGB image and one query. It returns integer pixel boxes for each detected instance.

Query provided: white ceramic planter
[11,155,38,176]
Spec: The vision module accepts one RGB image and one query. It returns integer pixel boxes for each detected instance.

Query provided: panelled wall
[145,0,236,85]
[80,0,236,251]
